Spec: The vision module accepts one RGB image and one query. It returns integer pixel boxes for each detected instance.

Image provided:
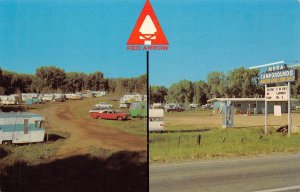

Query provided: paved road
[150,153,300,192]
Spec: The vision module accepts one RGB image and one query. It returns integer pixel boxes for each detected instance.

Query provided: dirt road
[31,100,146,158]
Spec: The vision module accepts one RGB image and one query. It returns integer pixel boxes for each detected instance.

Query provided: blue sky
[0,0,299,86]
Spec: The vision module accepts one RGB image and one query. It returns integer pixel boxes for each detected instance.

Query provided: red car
[90,110,130,121]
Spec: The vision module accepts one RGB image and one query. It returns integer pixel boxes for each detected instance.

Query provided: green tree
[32,66,66,93]
[167,80,194,104]
[207,72,226,98]
[193,80,209,105]
[150,86,168,104]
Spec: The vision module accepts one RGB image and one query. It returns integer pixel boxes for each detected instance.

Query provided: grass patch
[0,142,60,169]
[150,127,300,162]
[103,118,147,136]
[0,130,67,169]
[88,147,114,158]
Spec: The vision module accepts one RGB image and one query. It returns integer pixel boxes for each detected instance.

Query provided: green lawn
[0,130,68,169]
[150,126,300,162]
[151,109,300,162]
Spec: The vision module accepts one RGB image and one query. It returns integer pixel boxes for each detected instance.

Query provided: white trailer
[149,109,164,132]
[65,93,83,100]
[0,112,45,144]
[0,95,18,105]
[54,93,65,102]
[42,94,55,102]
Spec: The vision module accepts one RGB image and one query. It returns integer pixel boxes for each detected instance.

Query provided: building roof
[207,98,299,103]
[0,112,43,119]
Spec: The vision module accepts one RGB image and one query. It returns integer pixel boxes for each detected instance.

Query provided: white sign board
[274,105,282,116]
[265,86,288,101]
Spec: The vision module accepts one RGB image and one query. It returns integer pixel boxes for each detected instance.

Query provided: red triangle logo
[127,0,168,45]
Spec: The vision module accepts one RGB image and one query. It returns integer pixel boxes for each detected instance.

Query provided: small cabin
[0,112,45,144]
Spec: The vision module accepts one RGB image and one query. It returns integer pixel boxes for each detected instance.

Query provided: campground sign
[265,86,288,101]
[259,64,295,84]
[258,63,296,138]
[127,0,168,51]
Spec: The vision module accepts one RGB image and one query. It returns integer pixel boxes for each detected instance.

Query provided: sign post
[265,84,268,134]
[288,82,291,137]
[127,0,168,168]
[259,64,295,137]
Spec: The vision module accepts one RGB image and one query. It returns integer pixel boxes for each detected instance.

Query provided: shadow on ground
[0,105,25,112]
[0,147,9,159]
[0,150,147,192]
[45,134,67,142]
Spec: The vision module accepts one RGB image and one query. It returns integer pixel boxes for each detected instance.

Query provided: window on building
[24,119,29,134]
[39,121,43,128]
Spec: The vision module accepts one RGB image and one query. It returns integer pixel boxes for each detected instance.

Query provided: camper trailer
[149,109,164,132]
[42,94,55,102]
[65,93,83,100]
[90,91,106,97]
[129,101,147,118]
[22,93,42,104]
[0,95,19,105]
[54,93,66,102]
[120,94,147,108]
[21,93,39,101]
[0,112,45,144]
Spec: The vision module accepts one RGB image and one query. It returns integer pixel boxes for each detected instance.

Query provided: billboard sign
[259,64,295,84]
[265,86,288,101]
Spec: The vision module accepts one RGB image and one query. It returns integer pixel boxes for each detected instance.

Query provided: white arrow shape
[139,15,157,34]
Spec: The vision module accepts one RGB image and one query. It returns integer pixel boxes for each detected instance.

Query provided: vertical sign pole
[146,50,149,158]
[288,82,291,138]
[265,84,268,134]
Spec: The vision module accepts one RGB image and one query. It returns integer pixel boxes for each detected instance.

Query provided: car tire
[117,116,122,121]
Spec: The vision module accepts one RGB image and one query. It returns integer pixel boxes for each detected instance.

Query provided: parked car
[95,102,113,109]
[189,103,198,109]
[90,110,130,121]
[166,104,184,112]
[88,107,106,113]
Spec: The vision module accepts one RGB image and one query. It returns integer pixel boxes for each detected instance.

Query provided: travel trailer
[0,95,19,105]
[120,94,147,108]
[149,109,164,132]
[129,101,147,118]
[0,112,45,144]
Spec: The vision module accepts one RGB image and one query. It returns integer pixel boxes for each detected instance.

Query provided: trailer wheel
[117,116,122,121]
[2,140,12,145]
